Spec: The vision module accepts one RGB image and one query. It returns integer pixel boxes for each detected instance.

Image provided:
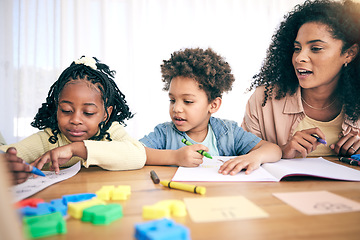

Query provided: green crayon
[181,138,213,159]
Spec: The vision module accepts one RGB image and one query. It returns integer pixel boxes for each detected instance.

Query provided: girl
[0,56,146,184]
[241,0,360,158]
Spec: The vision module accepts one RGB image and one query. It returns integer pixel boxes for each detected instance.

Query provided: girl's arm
[83,138,146,170]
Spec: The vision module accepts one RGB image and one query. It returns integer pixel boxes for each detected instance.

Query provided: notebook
[172,157,360,182]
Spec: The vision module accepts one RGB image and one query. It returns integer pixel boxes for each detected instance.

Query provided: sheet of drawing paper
[184,196,269,223]
[172,156,278,182]
[11,161,81,202]
[273,191,360,215]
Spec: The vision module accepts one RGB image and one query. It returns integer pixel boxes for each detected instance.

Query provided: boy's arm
[145,145,206,167]
[219,140,282,175]
[246,140,282,164]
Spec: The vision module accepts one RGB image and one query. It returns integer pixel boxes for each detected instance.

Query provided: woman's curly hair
[249,0,360,122]
[31,57,133,143]
[161,48,235,102]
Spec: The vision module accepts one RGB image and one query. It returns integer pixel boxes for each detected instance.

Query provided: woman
[241,0,360,158]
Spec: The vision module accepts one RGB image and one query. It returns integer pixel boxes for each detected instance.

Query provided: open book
[172,157,360,182]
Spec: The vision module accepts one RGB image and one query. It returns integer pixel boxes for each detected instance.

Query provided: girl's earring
[344,62,348,67]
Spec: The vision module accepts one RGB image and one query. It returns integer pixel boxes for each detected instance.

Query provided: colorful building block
[95,185,131,201]
[113,185,131,200]
[68,197,105,219]
[143,200,187,219]
[50,199,68,216]
[19,202,55,217]
[62,193,96,205]
[23,212,66,239]
[16,198,45,208]
[19,199,68,217]
[135,218,190,240]
[96,185,115,200]
[81,204,123,225]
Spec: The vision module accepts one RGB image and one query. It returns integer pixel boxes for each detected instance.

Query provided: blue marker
[311,134,327,145]
[25,163,46,177]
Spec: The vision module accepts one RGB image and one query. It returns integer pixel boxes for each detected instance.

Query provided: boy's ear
[345,43,359,64]
[209,97,222,114]
[103,106,113,122]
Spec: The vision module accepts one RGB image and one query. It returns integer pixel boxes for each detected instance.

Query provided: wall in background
[0,0,305,144]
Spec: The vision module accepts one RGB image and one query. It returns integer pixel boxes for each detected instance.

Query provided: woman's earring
[344,62,348,67]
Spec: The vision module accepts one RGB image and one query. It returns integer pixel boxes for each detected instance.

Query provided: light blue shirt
[139,117,261,156]
[184,124,219,156]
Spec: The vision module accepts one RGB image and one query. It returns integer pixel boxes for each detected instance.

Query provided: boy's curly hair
[31,57,133,143]
[161,48,235,102]
[249,0,360,122]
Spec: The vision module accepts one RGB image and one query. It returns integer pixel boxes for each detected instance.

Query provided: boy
[140,48,281,175]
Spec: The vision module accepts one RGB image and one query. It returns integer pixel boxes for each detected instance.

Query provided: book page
[172,156,278,182]
[11,161,81,202]
[262,157,360,181]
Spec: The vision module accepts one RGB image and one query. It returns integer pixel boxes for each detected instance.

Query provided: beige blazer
[241,86,360,147]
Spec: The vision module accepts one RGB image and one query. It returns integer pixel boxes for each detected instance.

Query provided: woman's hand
[281,128,325,158]
[330,133,360,156]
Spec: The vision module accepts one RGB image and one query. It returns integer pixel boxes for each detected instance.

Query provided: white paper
[262,157,360,181]
[172,156,277,182]
[273,191,360,215]
[172,156,360,182]
[11,161,81,202]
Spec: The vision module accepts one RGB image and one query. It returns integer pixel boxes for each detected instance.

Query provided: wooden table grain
[29,159,360,240]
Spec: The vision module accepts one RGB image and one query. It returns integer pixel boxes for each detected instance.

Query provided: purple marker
[311,134,327,145]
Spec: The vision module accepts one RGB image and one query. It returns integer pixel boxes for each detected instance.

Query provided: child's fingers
[191,157,203,167]
[219,159,246,175]
[49,152,60,174]
[34,155,50,172]
[12,172,31,185]
[9,161,32,173]
[244,162,260,175]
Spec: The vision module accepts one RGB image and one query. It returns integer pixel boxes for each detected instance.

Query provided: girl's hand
[218,155,262,175]
[330,133,360,156]
[281,128,325,159]
[33,142,87,174]
[174,144,207,167]
[34,145,74,174]
[4,147,32,184]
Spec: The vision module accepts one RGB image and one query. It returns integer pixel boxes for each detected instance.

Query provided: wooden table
[29,159,360,240]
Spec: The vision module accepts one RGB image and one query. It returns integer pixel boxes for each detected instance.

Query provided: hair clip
[74,56,97,70]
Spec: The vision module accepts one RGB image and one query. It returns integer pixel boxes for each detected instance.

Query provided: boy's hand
[3,147,32,184]
[174,144,208,167]
[218,156,262,175]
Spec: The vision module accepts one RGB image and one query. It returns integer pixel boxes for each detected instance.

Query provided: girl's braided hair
[31,56,133,143]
